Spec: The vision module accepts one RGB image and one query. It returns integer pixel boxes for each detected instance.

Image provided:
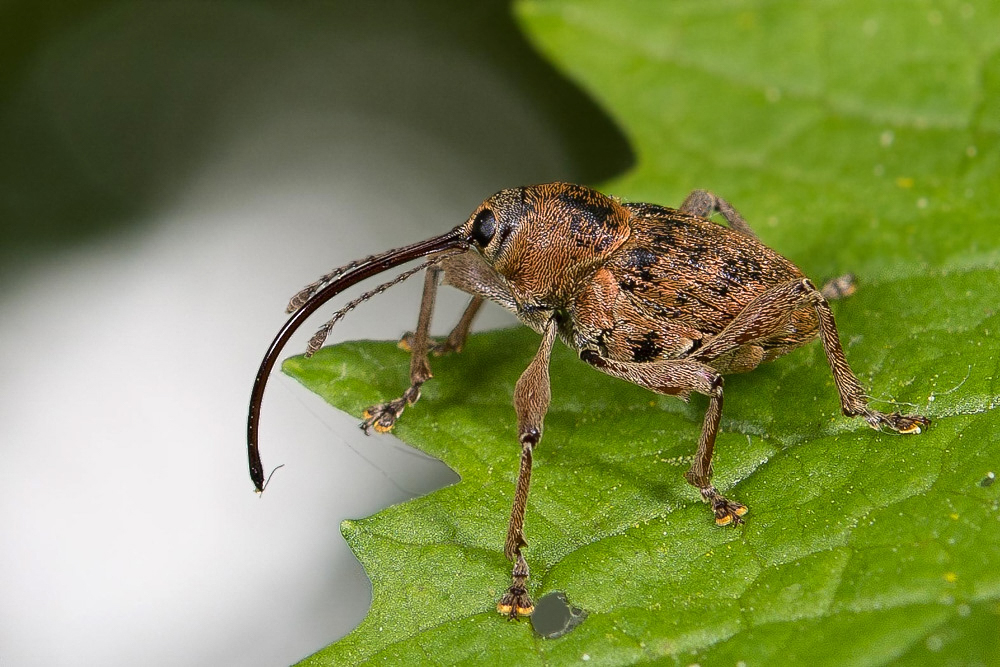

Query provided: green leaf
[289,1,1000,664]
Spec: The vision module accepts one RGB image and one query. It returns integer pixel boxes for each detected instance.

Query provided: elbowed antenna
[248,226,470,492]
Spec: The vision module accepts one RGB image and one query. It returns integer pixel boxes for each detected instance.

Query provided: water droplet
[532,592,588,639]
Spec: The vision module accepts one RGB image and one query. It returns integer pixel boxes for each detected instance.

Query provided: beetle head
[461,182,631,307]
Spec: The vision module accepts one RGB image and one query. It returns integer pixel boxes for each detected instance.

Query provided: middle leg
[579,351,746,526]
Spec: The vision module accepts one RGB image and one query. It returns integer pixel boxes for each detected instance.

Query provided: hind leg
[695,277,929,433]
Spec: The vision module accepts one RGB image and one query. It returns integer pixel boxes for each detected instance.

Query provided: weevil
[247,182,929,619]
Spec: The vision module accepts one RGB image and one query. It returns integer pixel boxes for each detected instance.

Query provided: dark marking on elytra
[651,228,680,248]
[686,242,710,265]
[619,274,639,292]
[709,282,731,298]
[686,336,703,356]
[720,256,764,286]
[624,247,657,281]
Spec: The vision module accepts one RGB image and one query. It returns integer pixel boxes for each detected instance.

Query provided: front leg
[580,352,747,526]
[361,266,442,433]
[497,319,557,619]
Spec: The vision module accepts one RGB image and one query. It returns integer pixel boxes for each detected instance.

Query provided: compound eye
[471,208,497,247]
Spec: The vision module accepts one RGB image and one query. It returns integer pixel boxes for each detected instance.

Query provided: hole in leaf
[530,592,587,639]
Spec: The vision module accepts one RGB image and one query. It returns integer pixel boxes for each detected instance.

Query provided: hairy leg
[580,351,746,526]
[498,319,557,619]
[680,189,758,238]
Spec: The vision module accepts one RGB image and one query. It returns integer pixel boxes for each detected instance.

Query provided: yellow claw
[373,421,394,433]
[496,603,534,617]
[715,504,747,526]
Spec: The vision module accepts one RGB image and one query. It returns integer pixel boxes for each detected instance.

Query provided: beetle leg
[399,295,484,356]
[439,295,484,353]
[680,190,758,238]
[804,279,931,434]
[692,278,819,362]
[498,319,557,619]
[680,371,748,525]
[579,352,747,526]
[819,273,857,301]
[361,267,442,434]
[696,278,929,434]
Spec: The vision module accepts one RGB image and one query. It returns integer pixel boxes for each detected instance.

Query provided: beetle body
[443,184,816,374]
[248,182,928,619]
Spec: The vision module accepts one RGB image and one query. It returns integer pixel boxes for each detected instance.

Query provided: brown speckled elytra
[247,183,929,619]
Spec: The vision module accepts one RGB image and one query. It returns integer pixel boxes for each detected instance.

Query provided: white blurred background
[0,2,630,665]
